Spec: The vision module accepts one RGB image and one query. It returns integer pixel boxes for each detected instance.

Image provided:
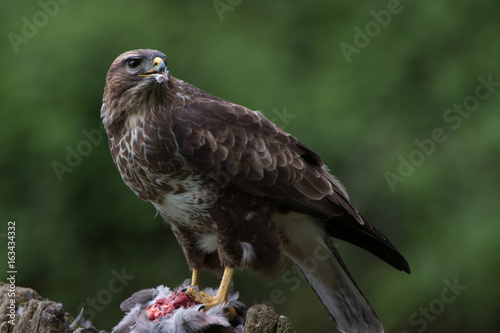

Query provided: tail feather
[290,237,383,333]
[276,212,384,333]
[326,214,411,274]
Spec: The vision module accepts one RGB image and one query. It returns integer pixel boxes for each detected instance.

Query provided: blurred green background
[1,1,499,332]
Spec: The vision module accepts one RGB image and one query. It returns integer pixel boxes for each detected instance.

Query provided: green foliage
[1,1,499,332]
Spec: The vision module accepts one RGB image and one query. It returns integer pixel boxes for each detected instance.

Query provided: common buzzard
[101,49,410,333]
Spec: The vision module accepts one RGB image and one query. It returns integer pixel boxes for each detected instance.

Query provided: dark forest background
[1,1,499,332]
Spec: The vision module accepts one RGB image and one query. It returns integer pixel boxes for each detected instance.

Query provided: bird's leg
[214,267,233,304]
[187,268,215,305]
[184,268,215,304]
[191,269,200,287]
[185,268,213,303]
[185,267,236,317]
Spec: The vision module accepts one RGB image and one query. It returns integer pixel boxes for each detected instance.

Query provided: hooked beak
[140,57,167,77]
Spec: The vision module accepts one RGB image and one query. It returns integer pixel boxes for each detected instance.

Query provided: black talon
[198,304,206,311]
[180,288,188,293]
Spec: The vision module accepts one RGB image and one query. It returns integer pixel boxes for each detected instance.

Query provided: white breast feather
[152,176,214,232]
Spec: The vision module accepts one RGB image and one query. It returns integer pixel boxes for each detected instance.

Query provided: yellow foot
[184,267,237,319]
[184,287,216,306]
[184,287,237,319]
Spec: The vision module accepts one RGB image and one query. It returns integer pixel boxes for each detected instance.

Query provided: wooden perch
[0,282,295,333]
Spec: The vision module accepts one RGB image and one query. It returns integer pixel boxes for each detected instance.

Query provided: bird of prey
[101,49,410,333]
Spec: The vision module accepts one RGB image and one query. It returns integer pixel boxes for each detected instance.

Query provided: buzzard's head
[105,49,169,96]
[101,49,170,130]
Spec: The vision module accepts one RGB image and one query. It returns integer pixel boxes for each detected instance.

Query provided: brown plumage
[101,49,410,333]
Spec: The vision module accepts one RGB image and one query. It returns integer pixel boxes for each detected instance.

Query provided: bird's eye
[127,58,142,70]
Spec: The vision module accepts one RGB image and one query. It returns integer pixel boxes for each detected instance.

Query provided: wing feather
[173,98,354,217]
[172,96,410,272]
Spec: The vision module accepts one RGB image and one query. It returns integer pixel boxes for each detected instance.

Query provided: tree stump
[244,304,295,333]
[0,282,295,333]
